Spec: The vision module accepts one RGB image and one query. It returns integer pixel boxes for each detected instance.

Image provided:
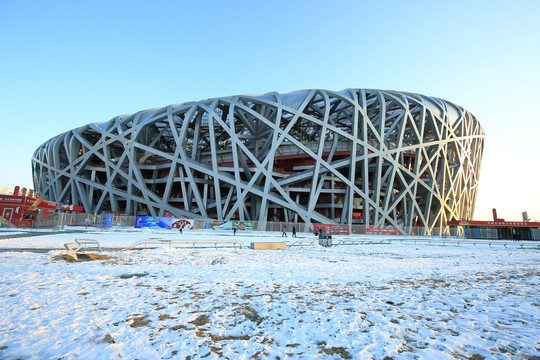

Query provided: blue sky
[1,0,539,221]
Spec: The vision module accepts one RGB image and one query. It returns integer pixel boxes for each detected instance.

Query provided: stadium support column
[331,178,335,221]
[257,200,269,231]
[294,193,299,223]
[341,186,351,225]
[347,99,359,226]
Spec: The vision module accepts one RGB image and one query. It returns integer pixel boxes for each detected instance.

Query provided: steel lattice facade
[32,89,484,233]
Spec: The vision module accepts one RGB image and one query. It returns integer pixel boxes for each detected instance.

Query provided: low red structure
[366,228,398,234]
[0,186,82,228]
[447,209,540,240]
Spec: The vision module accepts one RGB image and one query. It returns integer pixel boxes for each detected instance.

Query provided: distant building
[448,209,540,240]
[0,188,13,195]
[32,88,484,234]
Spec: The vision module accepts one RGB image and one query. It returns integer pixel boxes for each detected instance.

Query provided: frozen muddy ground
[0,230,539,359]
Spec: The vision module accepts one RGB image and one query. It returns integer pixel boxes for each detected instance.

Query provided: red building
[0,186,82,228]
[447,209,540,240]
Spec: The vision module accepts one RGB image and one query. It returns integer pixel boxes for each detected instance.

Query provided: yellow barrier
[250,242,286,250]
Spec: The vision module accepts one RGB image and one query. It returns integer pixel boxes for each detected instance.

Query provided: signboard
[314,224,349,235]
[58,204,84,212]
[135,216,173,229]
[101,213,113,229]
[0,196,24,204]
[212,220,252,231]
[171,219,194,230]
[366,228,398,234]
[0,195,56,209]
[212,220,231,230]
[447,220,540,228]
[233,221,252,231]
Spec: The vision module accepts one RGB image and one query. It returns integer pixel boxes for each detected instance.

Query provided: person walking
[282,225,287,237]
[292,226,297,238]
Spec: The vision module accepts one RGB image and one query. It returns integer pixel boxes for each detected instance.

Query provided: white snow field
[0,228,539,360]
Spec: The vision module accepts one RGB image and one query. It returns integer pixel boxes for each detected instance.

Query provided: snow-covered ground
[0,228,539,359]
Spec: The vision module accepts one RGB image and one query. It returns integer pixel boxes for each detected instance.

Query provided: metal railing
[288,237,392,247]
[288,238,318,247]
[74,239,103,252]
[334,238,392,246]
[120,238,245,251]
[23,212,540,241]
[397,237,540,249]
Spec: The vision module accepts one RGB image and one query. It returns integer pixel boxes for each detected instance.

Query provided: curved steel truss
[32,89,484,233]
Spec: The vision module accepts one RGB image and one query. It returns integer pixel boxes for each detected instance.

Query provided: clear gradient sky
[1,0,539,221]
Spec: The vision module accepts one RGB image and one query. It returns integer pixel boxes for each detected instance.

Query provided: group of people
[179,222,305,237]
[282,225,297,237]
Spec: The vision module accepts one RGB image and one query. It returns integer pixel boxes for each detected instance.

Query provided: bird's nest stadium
[32,88,484,234]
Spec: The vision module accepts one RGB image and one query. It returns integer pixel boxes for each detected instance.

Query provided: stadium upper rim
[84,88,470,130]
